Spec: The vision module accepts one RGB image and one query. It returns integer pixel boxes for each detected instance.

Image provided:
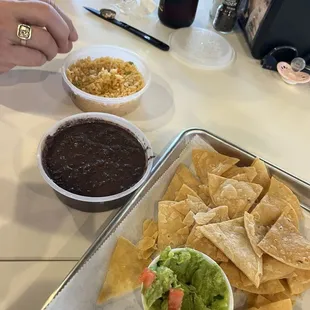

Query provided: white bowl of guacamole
[140,247,233,310]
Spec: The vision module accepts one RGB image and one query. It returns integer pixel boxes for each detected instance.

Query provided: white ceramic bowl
[61,45,151,116]
[37,112,154,212]
[141,248,234,310]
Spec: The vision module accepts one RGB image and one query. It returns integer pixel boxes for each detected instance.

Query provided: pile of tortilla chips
[97,148,310,309]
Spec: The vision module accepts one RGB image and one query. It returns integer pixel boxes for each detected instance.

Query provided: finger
[54,6,78,42]
[0,63,15,73]
[13,1,70,51]
[11,25,58,61]
[5,45,47,67]
[67,40,73,52]
[40,0,78,42]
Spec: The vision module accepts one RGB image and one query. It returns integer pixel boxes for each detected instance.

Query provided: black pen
[84,7,170,52]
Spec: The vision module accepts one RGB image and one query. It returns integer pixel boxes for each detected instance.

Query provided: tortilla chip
[143,219,153,233]
[192,149,206,170]
[220,261,253,288]
[265,280,296,303]
[185,207,229,263]
[244,212,268,257]
[251,158,271,197]
[255,295,272,307]
[192,149,239,184]
[265,294,294,304]
[186,195,210,214]
[137,236,156,254]
[162,164,201,200]
[183,210,195,227]
[158,201,178,208]
[194,212,216,225]
[241,280,285,295]
[251,198,299,232]
[137,219,158,260]
[287,269,310,294]
[97,237,150,304]
[208,173,263,218]
[175,184,200,202]
[269,177,302,218]
[249,299,292,310]
[223,166,257,182]
[139,248,156,260]
[197,184,212,205]
[186,224,228,262]
[200,217,263,287]
[158,201,189,250]
[177,226,190,235]
[249,204,299,261]
[265,293,294,303]
[207,205,230,223]
[223,262,286,295]
[170,200,190,216]
[247,292,259,308]
[262,255,295,283]
[255,177,302,222]
[197,193,211,206]
[192,149,209,184]
[258,212,310,270]
[143,219,158,238]
[194,206,229,225]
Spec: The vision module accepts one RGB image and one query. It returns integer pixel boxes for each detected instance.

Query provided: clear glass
[114,0,157,17]
[115,0,138,15]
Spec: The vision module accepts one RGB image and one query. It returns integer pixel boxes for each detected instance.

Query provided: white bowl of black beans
[37,112,154,212]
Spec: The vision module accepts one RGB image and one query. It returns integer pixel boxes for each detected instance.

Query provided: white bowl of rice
[61,45,151,116]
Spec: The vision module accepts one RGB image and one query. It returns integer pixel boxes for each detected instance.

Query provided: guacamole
[142,248,230,310]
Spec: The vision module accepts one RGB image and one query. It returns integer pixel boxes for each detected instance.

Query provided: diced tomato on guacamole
[168,288,184,310]
[140,268,157,289]
[141,247,230,310]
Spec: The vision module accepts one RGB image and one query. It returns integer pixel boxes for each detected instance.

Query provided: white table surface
[0,261,77,310]
[1,0,310,308]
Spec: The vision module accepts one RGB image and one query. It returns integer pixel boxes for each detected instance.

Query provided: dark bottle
[213,0,242,33]
[158,0,199,29]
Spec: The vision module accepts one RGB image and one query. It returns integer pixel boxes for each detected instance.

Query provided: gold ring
[17,24,32,45]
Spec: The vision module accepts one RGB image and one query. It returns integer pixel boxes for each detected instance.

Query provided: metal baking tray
[42,128,310,309]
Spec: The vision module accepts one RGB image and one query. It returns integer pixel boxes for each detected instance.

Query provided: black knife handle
[111,19,170,51]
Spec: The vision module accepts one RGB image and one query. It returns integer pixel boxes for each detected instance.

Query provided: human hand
[0,0,78,73]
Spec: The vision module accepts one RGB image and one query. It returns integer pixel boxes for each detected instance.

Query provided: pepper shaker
[213,0,242,33]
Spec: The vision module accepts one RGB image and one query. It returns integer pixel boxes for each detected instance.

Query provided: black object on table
[260,45,310,75]
[238,0,310,60]
[213,0,242,33]
[158,0,199,29]
[84,7,170,52]
[261,46,298,71]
